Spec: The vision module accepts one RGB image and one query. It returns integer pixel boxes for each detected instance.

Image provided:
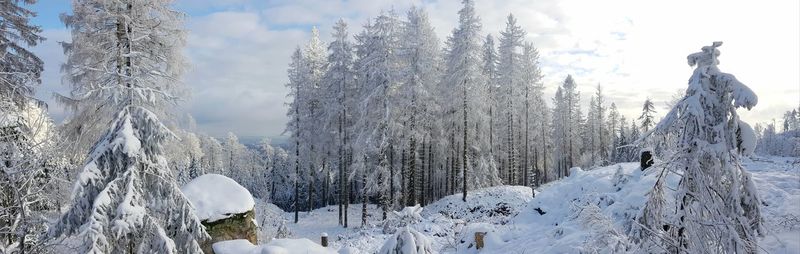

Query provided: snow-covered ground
[255,156,800,253]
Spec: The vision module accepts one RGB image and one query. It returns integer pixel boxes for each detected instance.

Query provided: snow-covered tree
[56,0,188,162]
[635,42,762,253]
[321,19,356,227]
[442,0,496,202]
[0,0,43,107]
[378,205,433,254]
[520,41,543,188]
[396,6,442,207]
[0,1,50,252]
[638,98,656,133]
[49,1,208,252]
[496,14,526,185]
[285,47,304,223]
[607,103,621,163]
[482,35,499,162]
[551,75,583,178]
[352,10,402,226]
[302,27,329,213]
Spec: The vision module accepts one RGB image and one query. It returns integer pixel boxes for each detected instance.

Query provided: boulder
[182,174,258,254]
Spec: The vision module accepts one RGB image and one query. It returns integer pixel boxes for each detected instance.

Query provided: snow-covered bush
[379,205,434,254]
[573,202,631,253]
[275,220,293,239]
[383,205,424,234]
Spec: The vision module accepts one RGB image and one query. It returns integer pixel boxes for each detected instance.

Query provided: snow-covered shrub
[379,226,435,254]
[378,205,434,254]
[572,202,631,253]
[275,220,293,239]
[383,205,424,234]
[611,165,629,189]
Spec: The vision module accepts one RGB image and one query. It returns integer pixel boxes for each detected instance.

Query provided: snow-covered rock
[183,174,258,254]
[182,174,255,222]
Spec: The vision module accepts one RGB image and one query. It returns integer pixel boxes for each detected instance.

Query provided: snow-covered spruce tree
[0,0,44,107]
[301,27,329,213]
[639,98,657,133]
[482,35,499,168]
[48,1,208,253]
[0,1,50,252]
[56,1,187,162]
[496,14,526,185]
[396,6,442,207]
[442,0,497,202]
[551,75,583,179]
[285,46,305,223]
[607,103,621,163]
[352,11,402,227]
[1,102,57,254]
[320,19,356,227]
[520,42,543,188]
[635,42,762,253]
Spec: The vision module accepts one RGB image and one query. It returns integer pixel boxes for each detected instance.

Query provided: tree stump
[640,151,654,170]
[475,232,487,249]
[321,233,328,247]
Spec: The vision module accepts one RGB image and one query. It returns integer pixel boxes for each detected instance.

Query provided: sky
[29,0,800,142]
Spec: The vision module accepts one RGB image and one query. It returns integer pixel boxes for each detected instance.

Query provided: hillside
[255,157,799,253]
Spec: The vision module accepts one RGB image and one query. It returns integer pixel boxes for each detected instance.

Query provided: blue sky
[27,0,800,141]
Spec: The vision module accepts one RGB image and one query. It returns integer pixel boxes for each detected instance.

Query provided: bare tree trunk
[389,143,395,210]
[462,80,468,202]
[524,87,530,187]
[401,148,406,205]
[361,154,368,228]
[338,115,343,225]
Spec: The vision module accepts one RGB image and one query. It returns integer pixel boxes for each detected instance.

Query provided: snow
[739,120,757,156]
[181,174,255,222]
[212,238,336,254]
[260,157,799,254]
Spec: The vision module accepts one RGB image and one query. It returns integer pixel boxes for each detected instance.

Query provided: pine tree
[551,75,582,178]
[0,0,43,106]
[442,0,495,202]
[639,98,657,133]
[322,19,355,227]
[49,1,208,252]
[496,14,526,185]
[0,1,49,252]
[482,35,499,162]
[520,42,542,188]
[636,42,762,253]
[285,47,304,223]
[353,11,402,226]
[397,6,441,207]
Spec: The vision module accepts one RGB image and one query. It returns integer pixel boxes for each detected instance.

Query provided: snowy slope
[258,157,799,253]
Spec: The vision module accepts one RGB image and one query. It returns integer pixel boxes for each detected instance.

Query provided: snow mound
[738,120,757,156]
[423,185,534,224]
[182,174,255,222]
[212,238,336,254]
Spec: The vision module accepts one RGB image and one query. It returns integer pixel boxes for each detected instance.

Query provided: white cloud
[32,0,800,139]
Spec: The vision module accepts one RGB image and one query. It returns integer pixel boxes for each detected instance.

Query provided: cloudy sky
[29,0,800,141]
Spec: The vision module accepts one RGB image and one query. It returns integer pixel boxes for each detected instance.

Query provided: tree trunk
[389,143,395,210]
[361,154,368,228]
[462,79,468,202]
